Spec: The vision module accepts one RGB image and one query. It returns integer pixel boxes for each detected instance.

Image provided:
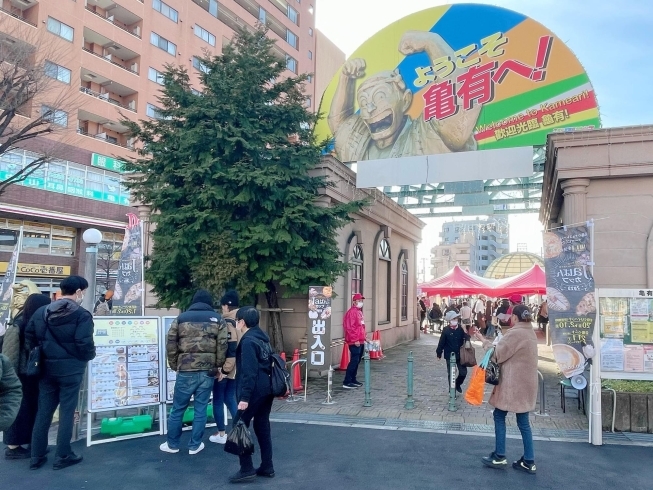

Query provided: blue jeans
[212,378,237,432]
[493,409,534,462]
[344,344,364,384]
[167,371,213,450]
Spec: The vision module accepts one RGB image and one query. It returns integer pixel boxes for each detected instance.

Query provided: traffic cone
[292,348,303,391]
[277,352,288,399]
[370,331,380,360]
[337,343,350,371]
[377,331,385,359]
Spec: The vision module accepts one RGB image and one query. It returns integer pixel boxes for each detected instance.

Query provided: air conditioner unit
[106,15,115,22]
[132,26,141,36]
[99,92,109,100]
[104,53,113,62]
[127,100,136,110]
[96,132,107,140]
[130,62,138,72]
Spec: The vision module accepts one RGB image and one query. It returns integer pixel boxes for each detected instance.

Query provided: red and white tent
[418,264,546,298]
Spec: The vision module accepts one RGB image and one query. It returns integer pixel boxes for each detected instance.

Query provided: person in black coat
[25,276,96,471]
[229,306,275,483]
[3,293,51,460]
[436,310,470,393]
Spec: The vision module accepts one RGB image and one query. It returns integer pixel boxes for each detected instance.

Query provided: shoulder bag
[459,339,477,367]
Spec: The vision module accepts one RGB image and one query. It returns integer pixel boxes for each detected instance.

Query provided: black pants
[344,344,364,385]
[445,359,468,390]
[3,373,39,446]
[31,374,83,459]
[238,395,274,472]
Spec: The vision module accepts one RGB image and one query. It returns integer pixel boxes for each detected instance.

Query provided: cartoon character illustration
[328,31,481,162]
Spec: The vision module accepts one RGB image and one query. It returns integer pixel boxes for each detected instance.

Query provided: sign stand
[322,366,336,405]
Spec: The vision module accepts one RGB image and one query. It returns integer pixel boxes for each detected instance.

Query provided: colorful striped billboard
[316,4,600,163]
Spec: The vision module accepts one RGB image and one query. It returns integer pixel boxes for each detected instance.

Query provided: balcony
[0,0,38,27]
[234,0,297,49]
[77,109,134,149]
[269,0,299,26]
[80,68,138,113]
[85,0,143,39]
[83,27,140,75]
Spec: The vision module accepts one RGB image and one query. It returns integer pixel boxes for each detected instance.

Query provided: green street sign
[91,153,125,173]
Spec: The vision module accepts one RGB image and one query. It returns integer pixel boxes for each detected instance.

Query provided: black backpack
[257,341,291,397]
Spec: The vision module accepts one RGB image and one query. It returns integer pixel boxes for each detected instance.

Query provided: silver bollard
[535,370,548,416]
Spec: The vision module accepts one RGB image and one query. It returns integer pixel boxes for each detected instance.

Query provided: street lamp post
[81,228,102,314]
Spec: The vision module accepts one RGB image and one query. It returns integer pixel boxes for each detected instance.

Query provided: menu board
[89,317,161,411]
[599,289,653,380]
[162,317,176,402]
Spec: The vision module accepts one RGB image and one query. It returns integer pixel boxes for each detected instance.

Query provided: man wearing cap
[342,293,366,389]
[436,310,470,393]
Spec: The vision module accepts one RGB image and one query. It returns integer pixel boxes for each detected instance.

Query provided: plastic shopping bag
[224,420,255,456]
[464,366,486,406]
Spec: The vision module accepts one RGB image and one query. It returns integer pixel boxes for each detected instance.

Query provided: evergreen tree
[123,28,365,351]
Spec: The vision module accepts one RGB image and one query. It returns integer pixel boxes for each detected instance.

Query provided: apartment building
[432,218,509,277]
[430,235,472,280]
[0,0,321,295]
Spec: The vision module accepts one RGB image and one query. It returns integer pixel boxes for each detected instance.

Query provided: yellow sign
[0,262,71,277]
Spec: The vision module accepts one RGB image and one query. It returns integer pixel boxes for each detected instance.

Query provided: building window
[47,17,74,42]
[308,5,314,14]
[306,96,311,108]
[44,61,71,84]
[97,232,124,291]
[286,30,297,49]
[308,50,312,60]
[194,24,216,46]
[308,27,313,36]
[378,239,391,322]
[42,105,68,127]
[442,249,450,256]
[146,103,163,119]
[0,219,77,256]
[192,56,210,74]
[285,55,297,73]
[307,74,312,83]
[258,7,266,23]
[400,260,408,320]
[148,67,165,85]
[193,0,218,17]
[351,244,363,295]
[287,5,298,24]
[153,0,178,22]
[191,88,202,96]
[150,32,176,56]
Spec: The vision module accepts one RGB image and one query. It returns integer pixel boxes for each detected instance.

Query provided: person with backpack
[26,276,96,470]
[229,306,275,483]
[210,290,241,445]
[161,289,228,456]
[2,293,51,460]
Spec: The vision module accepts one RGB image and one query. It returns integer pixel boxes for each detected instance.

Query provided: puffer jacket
[1,316,21,372]
[235,325,272,404]
[0,353,22,432]
[166,303,227,373]
[25,300,96,377]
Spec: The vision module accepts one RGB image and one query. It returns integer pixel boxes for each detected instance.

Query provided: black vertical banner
[112,214,144,316]
[0,235,20,334]
[543,224,596,378]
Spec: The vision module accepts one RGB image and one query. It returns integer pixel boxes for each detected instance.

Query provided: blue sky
[316,0,653,128]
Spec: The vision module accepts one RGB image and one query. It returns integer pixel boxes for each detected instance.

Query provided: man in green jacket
[0,354,22,433]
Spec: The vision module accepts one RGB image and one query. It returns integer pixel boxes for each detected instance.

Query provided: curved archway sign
[316,4,600,190]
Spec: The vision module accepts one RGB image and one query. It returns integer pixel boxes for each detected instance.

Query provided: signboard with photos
[307,286,333,368]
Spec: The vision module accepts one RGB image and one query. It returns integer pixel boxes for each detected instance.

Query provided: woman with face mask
[25,275,96,470]
[436,310,470,394]
[474,304,538,475]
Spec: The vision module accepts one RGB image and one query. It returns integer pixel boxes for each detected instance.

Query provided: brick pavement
[272,326,589,431]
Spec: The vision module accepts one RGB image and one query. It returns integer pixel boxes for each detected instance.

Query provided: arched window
[351,244,363,295]
[378,239,391,322]
[400,259,408,320]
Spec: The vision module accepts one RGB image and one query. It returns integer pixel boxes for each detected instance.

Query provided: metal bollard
[322,366,336,405]
[363,349,372,407]
[537,370,548,416]
[448,352,457,412]
[405,351,415,409]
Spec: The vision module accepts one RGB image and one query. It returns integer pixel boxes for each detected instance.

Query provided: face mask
[357,301,364,308]
[450,320,458,326]
[76,293,84,305]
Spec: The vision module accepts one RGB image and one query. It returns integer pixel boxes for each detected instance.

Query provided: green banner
[92,153,126,173]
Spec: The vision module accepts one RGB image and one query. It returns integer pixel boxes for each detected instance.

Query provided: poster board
[88,317,162,412]
[597,289,653,380]
[162,316,176,403]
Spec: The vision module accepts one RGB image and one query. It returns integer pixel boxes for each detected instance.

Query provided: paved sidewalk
[273,326,589,431]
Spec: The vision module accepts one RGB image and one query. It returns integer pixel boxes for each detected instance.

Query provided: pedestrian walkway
[273,326,589,431]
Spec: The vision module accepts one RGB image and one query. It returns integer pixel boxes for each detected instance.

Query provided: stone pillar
[560,178,590,225]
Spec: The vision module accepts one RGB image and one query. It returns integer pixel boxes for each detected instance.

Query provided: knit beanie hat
[192,289,214,306]
[220,290,239,307]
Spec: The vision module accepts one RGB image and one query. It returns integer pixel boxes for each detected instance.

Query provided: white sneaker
[209,433,228,444]
[189,442,205,455]
[159,442,179,453]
